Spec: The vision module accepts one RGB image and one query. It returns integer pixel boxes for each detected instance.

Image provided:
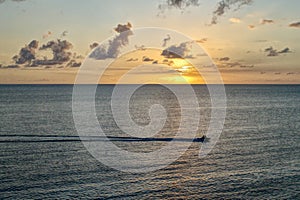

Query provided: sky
[0,0,299,84]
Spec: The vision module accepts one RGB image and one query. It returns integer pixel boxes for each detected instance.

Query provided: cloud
[66,59,81,68]
[229,17,241,23]
[195,38,208,43]
[135,45,146,51]
[197,53,208,57]
[42,31,52,39]
[126,58,138,62]
[265,47,278,56]
[278,48,291,54]
[162,34,171,47]
[39,39,73,63]
[161,41,193,58]
[0,0,26,4]
[248,24,256,29]
[264,46,291,57]
[217,58,255,69]
[7,36,83,68]
[217,61,240,68]
[289,22,300,28]
[240,64,254,68]
[142,56,154,62]
[32,39,82,67]
[158,0,200,15]
[260,19,274,25]
[89,42,99,50]
[61,31,68,37]
[211,0,253,24]
[219,57,230,61]
[12,40,39,65]
[1,64,20,68]
[89,22,133,60]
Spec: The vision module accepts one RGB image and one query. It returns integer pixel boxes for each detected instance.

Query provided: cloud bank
[10,38,82,68]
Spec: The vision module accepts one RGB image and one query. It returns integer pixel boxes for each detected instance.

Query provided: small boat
[193,135,207,142]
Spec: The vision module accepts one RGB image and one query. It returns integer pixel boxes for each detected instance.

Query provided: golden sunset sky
[0,0,299,84]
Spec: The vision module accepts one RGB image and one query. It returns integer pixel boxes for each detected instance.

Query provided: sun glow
[171,59,190,68]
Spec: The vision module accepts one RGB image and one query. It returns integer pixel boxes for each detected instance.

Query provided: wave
[0,134,206,143]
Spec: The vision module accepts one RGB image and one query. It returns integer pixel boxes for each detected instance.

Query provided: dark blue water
[0,85,299,199]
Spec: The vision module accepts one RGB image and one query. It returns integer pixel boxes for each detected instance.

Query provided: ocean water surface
[0,85,299,199]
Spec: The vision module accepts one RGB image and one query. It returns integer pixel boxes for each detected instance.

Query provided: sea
[0,84,299,199]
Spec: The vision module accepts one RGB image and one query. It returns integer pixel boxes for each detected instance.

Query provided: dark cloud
[28,40,39,49]
[287,72,294,75]
[126,58,138,62]
[240,64,254,68]
[211,0,253,24]
[39,39,73,63]
[142,56,154,62]
[135,45,146,51]
[161,41,193,58]
[114,22,132,33]
[278,48,291,54]
[218,60,254,69]
[224,62,240,68]
[2,64,20,69]
[13,40,39,65]
[158,0,200,15]
[158,0,252,24]
[260,19,274,25]
[195,38,208,43]
[7,36,83,68]
[264,47,278,57]
[162,34,171,47]
[289,22,300,28]
[219,57,230,61]
[89,42,99,50]
[90,22,133,60]
[264,46,291,57]
[248,25,256,30]
[66,59,81,68]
